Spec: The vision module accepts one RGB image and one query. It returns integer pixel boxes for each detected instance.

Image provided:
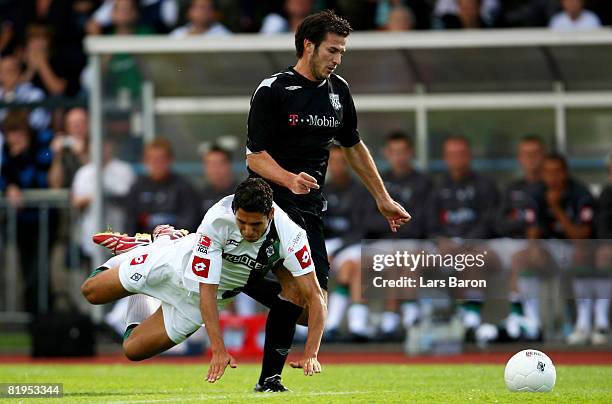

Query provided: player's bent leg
[81,267,132,305]
[123,306,176,361]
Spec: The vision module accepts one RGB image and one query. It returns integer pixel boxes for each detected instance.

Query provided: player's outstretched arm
[342,141,411,232]
[199,283,237,383]
[289,272,326,376]
[247,151,319,194]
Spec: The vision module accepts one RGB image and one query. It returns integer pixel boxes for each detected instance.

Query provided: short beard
[309,49,328,81]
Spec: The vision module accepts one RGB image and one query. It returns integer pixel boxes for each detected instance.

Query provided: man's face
[542,159,567,191]
[458,0,480,19]
[235,208,272,242]
[0,57,21,90]
[443,139,471,175]
[203,151,232,186]
[65,108,89,140]
[112,0,138,28]
[517,140,545,177]
[562,0,584,16]
[385,139,413,174]
[144,147,172,182]
[286,0,314,19]
[308,33,346,81]
[189,0,215,26]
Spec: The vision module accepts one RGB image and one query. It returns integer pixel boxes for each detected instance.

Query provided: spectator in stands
[364,132,432,339]
[125,138,198,234]
[535,153,599,346]
[170,0,231,37]
[385,5,415,31]
[0,53,50,131]
[591,152,612,345]
[549,0,601,31]
[83,0,153,98]
[87,0,177,34]
[323,145,372,341]
[199,144,237,215]
[374,1,432,30]
[260,0,315,34]
[48,107,89,189]
[427,135,500,331]
[496,0,558,27]
[20,24,79,97]
[491,135,550,341]
[435,0,498,29]
[0,110,54,313]
[71,139,134,264]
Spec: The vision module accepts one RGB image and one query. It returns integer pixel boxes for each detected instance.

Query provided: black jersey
[125,173,199,234]
[538,178,596,239]
[323,177,366,244]
[246,67,361,209]
[496,179,545,238]
[361,169,431,239]
[598,184,612,238]
[427,172,500,239]
[199,182,237,218]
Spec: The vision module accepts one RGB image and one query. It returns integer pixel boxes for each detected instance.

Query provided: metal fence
[0,189,82,323]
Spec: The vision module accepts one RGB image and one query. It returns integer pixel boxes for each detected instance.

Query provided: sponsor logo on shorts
[192,256,210,278]
[130,254,148,266]
[295,245,312,270]
[199,235,212,247]
[276,348,290,356]
[198,245,208,254]
[130,273,143,282]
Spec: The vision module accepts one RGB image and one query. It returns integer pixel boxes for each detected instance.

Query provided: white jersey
[182,195,314,303]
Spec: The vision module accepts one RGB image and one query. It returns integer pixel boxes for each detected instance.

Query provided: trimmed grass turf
[0,364,611,403]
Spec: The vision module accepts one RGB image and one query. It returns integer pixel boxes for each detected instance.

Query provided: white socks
[325,291,349,331]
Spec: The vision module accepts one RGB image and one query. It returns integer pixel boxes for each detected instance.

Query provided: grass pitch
[1,363,611,403]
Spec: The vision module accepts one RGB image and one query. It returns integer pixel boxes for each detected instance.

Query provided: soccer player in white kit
[81,179,326,388]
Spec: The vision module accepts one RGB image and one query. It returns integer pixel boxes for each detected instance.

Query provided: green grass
[0,364,611,403]
[0,333,30,348]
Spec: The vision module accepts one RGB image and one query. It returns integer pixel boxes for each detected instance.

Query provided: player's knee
[123,340,146,362]
[81,279,101,304]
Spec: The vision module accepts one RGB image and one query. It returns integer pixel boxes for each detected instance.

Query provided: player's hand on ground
[289,172,320,194]
[206,351,237,383]
[290,356,322,376]
[377,198,411,232]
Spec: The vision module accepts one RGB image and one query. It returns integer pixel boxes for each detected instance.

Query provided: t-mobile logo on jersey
[287,114,340,128]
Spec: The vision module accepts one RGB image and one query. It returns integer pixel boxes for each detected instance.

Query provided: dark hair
[2,110,31,134]
[295,10,352,58]
[521,134,545,146]
[544,152,568,171]
[232,178,273,215]
[386,131,413,148]
[145,138,174,158]
[443,135,471,148]
[206,144,232,162]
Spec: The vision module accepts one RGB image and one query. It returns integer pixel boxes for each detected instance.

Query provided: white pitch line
[100,390,389,404]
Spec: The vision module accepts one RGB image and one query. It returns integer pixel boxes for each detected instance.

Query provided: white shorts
[115,241,203,344]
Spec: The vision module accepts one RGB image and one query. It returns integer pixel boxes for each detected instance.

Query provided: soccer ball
[504,349,556,392]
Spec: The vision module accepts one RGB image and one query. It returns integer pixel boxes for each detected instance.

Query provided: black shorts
[272,190,330,291]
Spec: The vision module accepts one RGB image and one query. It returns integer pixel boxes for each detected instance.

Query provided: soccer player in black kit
[245,10,411,391]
